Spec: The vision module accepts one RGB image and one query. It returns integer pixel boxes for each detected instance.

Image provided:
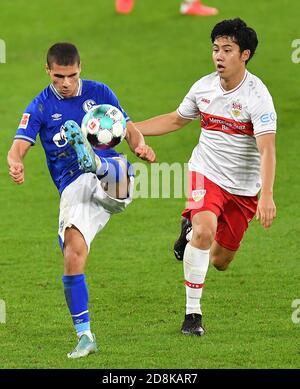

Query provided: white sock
[77,329,93,341]
[180,0,200,13]
[186,229,192,242]
[182,0,199,4]
[183,243,210,315]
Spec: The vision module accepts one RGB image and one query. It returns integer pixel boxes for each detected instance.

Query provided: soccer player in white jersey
[136,18,277,335]
[7,43,155,358]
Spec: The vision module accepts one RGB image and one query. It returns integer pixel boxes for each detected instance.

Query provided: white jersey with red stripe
[177,70,277,196]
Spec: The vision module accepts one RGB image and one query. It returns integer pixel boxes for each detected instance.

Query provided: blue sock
[62,274,90,337]
[96,157,124,184]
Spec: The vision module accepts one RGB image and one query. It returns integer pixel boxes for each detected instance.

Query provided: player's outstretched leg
[181,313,205,336]
[116,0,135,14]
[63,120,100,173]
[173,217,192,261]
[67,333,98,359]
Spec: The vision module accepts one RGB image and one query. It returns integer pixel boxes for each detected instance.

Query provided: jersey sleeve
[15,98,44,145]
[176,80,201,120]
[102,84,130,122]
[250,85,277,137]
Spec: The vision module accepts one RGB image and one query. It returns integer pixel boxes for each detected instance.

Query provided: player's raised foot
[63,120,99,173]
[173,217,192,261]
[67,333,98,359]
[180,1,218,16]
[181,313,205,336]
[116,0,134,14]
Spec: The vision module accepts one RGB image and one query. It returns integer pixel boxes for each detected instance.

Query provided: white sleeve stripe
[176,108,197,120]
[14,135,36,144]
[254,130,276,137]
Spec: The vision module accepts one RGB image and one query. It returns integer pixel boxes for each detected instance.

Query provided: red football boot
[116,0,135,14]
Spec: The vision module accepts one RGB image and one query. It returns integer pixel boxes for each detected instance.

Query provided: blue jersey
[15,79,130,194]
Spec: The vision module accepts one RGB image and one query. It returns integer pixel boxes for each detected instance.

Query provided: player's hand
[256,194,276,229]
[135,145,156,163]
[9,162,25,184]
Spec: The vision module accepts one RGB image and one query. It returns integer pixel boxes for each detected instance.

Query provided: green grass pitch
[0,0,299,369]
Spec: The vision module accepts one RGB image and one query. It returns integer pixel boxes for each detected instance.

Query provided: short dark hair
[47,42,80,68]
[211,18,258,63]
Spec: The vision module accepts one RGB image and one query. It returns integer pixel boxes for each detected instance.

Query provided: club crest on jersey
[231,101,242,117]
[83,99,97,113]
[19,113,30,129]
[192,189,206,202]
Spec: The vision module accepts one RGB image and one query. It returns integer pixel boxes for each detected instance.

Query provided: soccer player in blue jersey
[7,42,155,359]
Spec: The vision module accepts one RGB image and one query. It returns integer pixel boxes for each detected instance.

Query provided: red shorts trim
[182,172,258,251]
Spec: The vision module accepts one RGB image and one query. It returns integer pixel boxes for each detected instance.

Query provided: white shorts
[58,173,134,252]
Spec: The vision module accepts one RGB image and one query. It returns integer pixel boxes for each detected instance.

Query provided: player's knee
[64,246,86,273]
[192,225,215,248]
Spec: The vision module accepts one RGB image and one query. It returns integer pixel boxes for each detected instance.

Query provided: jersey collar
[50,79,83,100]
[219,70,248,95]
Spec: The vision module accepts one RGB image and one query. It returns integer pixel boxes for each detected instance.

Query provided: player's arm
[256,133,276,229]
[125,121,156,163]
[135,111,191,136]
[7,139,31,184]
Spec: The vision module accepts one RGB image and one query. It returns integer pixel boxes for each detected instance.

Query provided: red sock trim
[184,280,204,289]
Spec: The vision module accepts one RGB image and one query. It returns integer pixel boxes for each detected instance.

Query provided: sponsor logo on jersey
[200,111,254,136]
[19,113,30,129]
[83,99,97,113]
[232,101,242,117]
[260,112,276,124]
[51,113,62,121]
[53,126,68,148]
[192,189,206,202]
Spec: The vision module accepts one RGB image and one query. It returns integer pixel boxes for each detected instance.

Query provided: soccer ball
[81,104,127,150]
